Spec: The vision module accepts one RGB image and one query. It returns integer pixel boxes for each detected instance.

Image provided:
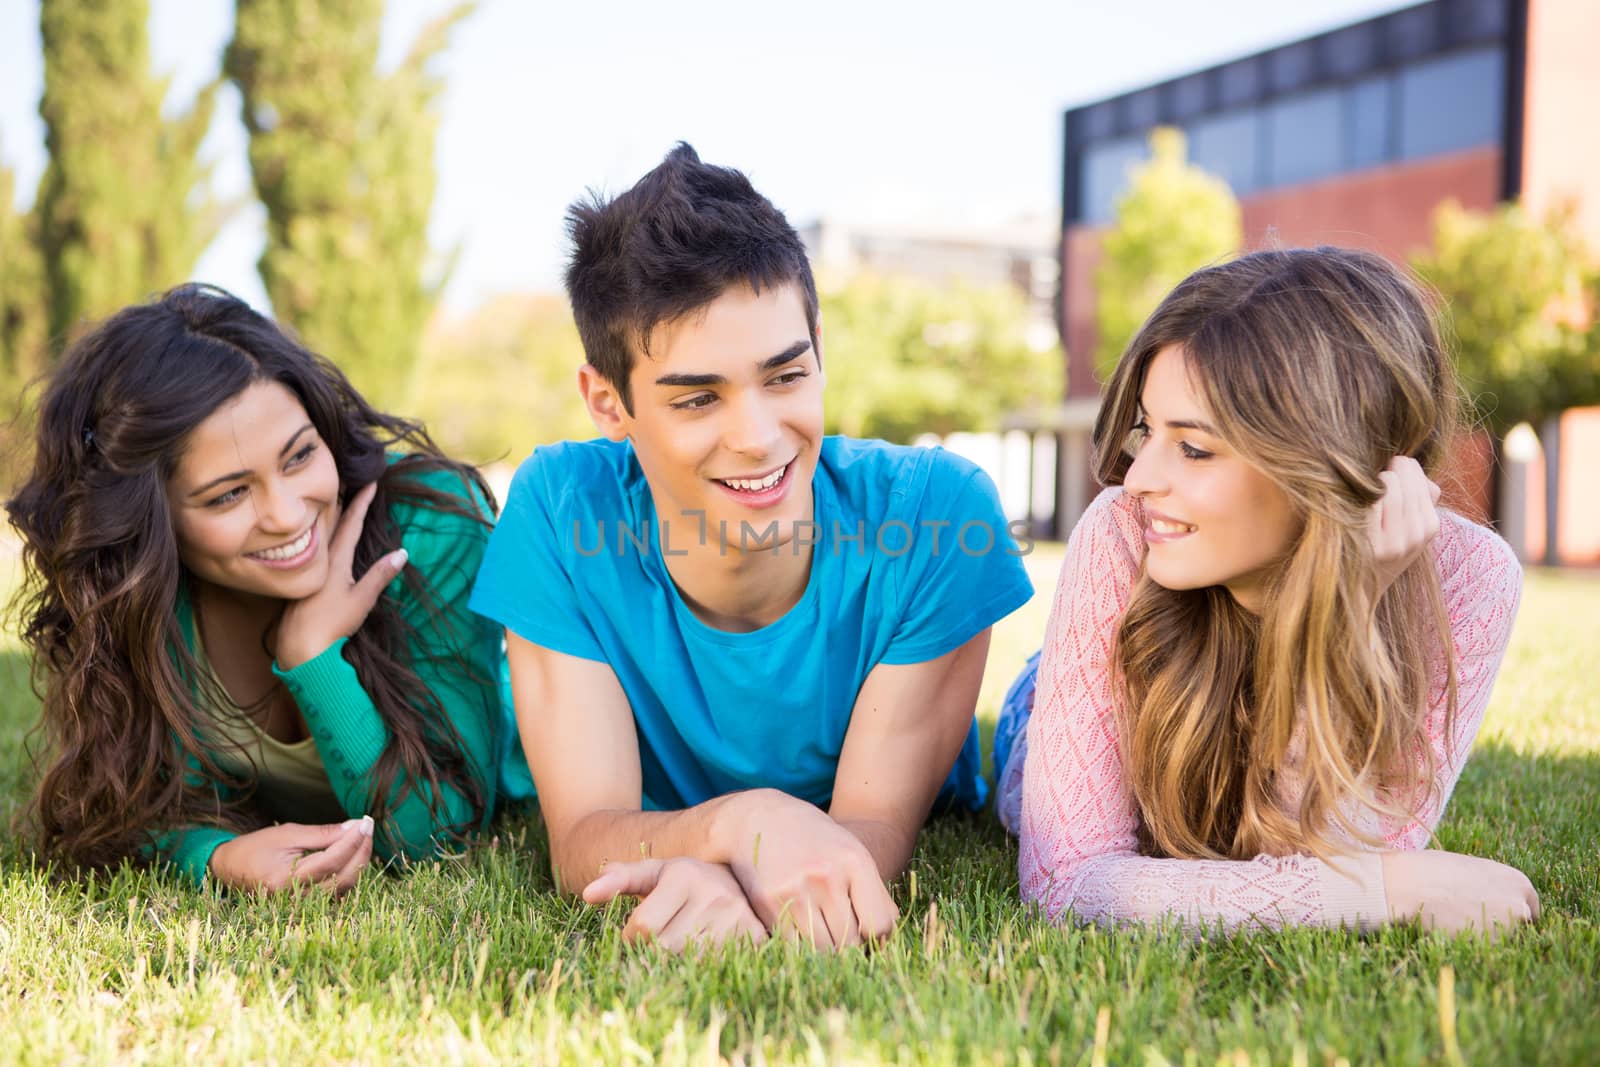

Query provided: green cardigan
[158,465,505,885]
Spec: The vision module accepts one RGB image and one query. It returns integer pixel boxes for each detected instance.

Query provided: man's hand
[275,483,409,670]
[583,857,768,951]
[720,789,899,949]
[1370,456,1442,596]
[207,817,374,895]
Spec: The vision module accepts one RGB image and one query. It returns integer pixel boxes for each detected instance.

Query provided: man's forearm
[549,791,764,895]
[834,815,918,884]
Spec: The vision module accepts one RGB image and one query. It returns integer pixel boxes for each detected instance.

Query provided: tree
[227,0,472,409]
[1,154,46,398]
[413,294,594,464]
[819,272,1062,443]
[1094,127,1241,381]
[34,0,221,346]
[1412,200,1599,436]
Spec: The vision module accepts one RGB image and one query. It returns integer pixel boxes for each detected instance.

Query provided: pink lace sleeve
[1018,488,1389,932]
[1381,512,1522,849]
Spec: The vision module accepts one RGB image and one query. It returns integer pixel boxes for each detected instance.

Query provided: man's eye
[772,371,808,387]
[672,394,716,411]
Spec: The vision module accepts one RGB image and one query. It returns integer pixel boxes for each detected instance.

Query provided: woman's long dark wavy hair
[6,284,497,872]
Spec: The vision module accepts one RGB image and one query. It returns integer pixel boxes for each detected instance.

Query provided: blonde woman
[994,247,1536,934]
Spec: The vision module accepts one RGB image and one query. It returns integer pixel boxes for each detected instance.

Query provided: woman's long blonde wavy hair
[1092,247,1459,861]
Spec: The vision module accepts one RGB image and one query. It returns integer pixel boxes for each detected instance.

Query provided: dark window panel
[1218,57,1263,108]
[1388,5,1442,62]
[1170,72,1213,120]
[1269,42,1318,93]
[1397,45,1505,160]
[1324,22,1381,78]
[1083,101,1117,141]
[1125,87,1163,129]
[1446,0,1510,45]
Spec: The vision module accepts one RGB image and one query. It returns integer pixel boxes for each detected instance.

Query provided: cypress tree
[34,0,221,346]
[227,0,471,406]
[0,155,46,395]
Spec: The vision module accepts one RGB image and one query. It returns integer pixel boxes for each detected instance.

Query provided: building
[1033,0,1599,546]
[798,217,1060,353]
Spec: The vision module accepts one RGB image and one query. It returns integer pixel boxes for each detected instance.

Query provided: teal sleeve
[152,825,238,887]
[144,744,241,888]
[271,474,501,861]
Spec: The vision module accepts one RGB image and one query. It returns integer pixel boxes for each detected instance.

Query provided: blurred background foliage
[1413,200,1600,436]
[412,274,1064,465]
[1094,127,1241,382]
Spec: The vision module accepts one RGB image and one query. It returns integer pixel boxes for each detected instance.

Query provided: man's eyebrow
[187,423,314,498]
[653,340,811,388]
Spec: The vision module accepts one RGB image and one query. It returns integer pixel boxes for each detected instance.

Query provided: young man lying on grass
[470,144,1032,950]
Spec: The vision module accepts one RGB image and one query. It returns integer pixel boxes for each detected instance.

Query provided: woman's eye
[1180,442,1213,461]
[287,442,317,467]
[206,486,245,508]
[1126,420,1151,452]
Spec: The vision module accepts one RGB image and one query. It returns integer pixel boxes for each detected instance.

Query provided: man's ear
[577,365,631,442]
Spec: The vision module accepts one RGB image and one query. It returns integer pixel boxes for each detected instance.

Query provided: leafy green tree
[819,272,1062,442]
[1094,127,1241,381]
[413,294,594,464]
[35,0,221,345]
[1413,200,1599,435]
[227,0,472,409]
[1,155,46,398]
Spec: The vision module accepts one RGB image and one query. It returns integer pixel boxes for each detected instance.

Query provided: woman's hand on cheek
[207,817,375,895]
[274,482,408,670]
[1369,456,1442,597]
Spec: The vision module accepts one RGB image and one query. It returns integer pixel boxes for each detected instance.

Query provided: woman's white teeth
[721,466,785,492]
[251,527,312,561]
[1151,518,1195,535]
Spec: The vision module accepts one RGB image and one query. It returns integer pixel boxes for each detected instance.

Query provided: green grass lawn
[1,546,1596,1065]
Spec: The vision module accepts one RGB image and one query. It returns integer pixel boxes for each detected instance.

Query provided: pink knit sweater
[999,487,1522,931]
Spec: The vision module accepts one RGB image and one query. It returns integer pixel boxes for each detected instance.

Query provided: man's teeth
[1151,518,1195,535]
[251,528,312,561]
[720,466,786,492]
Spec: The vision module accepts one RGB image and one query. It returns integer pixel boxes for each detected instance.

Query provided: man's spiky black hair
[564,143,820,412]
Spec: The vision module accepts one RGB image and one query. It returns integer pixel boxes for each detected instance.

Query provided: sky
[0,0,1414,315]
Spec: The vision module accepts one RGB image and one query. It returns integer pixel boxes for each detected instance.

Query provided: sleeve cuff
[879,573,1034,665]
[1315,851,1389,931]
[166,826,238,888]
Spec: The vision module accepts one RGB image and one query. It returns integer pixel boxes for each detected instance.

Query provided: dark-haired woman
[8,285,509,893]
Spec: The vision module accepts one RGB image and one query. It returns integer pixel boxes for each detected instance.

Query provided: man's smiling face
[605,281,824,550]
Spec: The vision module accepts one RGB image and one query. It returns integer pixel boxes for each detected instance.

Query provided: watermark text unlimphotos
[572,511,1035,558]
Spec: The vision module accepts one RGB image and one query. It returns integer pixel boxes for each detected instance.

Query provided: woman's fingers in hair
[352,547,409,612]
[330,482,380,572]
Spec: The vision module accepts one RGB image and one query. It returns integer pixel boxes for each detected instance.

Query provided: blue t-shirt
[470,436,1033,813]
